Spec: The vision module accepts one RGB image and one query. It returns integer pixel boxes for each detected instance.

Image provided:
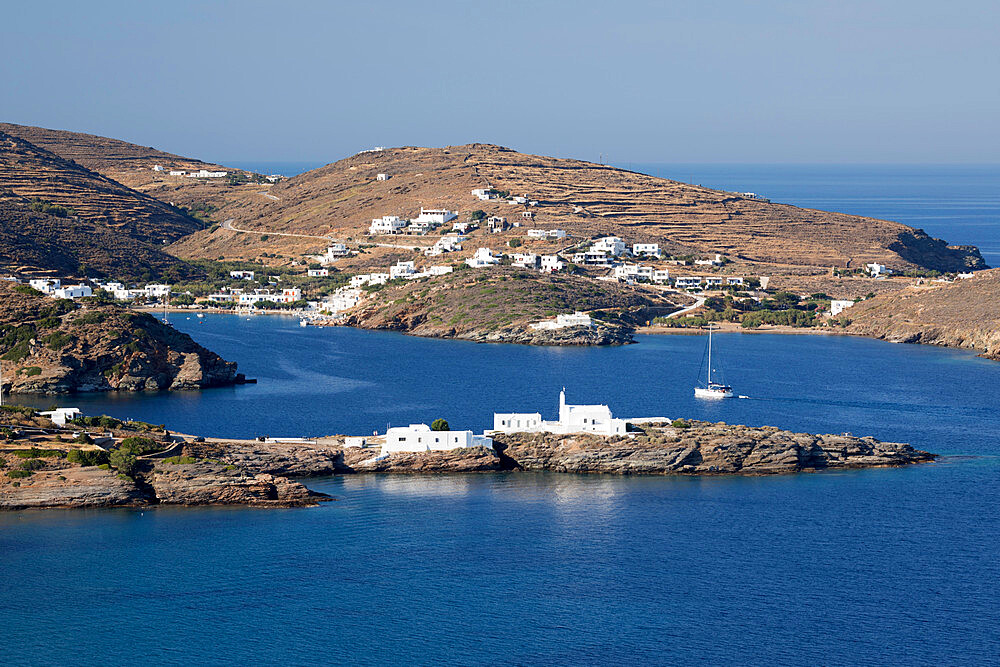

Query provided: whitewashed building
[529,311,593,330]
[652,269,671,284]
[390,261,417,280]
[382,423,493,454]
[632,243,661,258]
[376,173,389,181]
[308,268,330,277]
[411,208,457,225]
[144,284,172,299]
[540,255,565,273]
[185,169,228,178]
[694,254,724,267]
[472,188,498,201]
[53,285,93,299]
[674,276,703,288]
[512,253,540,269]
[487,216,509,233]
[40,407,82,426]
[493,389,627,436]
[453,221,478,234]
[29,279,60,294]
[369,215,407,235]
[466,248,500,268]
[830,299,855,316]
[527,229,567,240]
[230,270,255,281]
[350,273,391,288]
[592,236,626,257]
[866,263,891,277]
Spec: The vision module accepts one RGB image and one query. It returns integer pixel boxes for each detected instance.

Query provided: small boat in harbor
[694,325,733,399]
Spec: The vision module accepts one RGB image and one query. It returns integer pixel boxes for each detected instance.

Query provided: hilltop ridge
[168,143,986,273]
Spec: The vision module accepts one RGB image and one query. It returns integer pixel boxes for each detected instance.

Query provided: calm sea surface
[4,164,1000,665]
[5,318,1000,665]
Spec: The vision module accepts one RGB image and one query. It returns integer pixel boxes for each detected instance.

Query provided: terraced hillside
[0,193,195,280]
[169,144,985,273]
[0,130,203,244]
[0,122,255,213]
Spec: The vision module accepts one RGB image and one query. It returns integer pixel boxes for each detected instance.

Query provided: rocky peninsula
[844,268,1000,361]
[0,407,935,511]
[0,282,242,394]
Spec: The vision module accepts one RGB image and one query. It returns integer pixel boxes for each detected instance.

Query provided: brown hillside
[0,130,203,244]
[0,192,194,280]
[168,144,985,273]
[844,269,1000,360]
[0,122,260,213]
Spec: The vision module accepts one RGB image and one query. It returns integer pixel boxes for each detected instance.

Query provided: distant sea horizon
[227,161,1000,267]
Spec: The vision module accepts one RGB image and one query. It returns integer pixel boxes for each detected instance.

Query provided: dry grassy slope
[0,130,203,244]
[0,193,194,280]
[845,268,1000,359]
[0,122,246,213]
[169,144,984,272]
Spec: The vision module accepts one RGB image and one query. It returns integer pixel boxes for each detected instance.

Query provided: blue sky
[3,0,998,163]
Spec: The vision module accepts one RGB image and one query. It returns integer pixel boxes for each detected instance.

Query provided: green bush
[73,312,106,325]
[43,331,74,350]
[20,459,45,471]
[430,418,450,431]
[73,433,94,445]
[671,419,691,429]
[67,449,109,467]
[118,436,165,456]
[12,447,64,458]
[162,455,197,465]
[108,450,138,476]
[8,469,33,479]
[23,366,42,376]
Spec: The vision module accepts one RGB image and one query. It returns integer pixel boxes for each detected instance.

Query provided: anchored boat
[694,325,733,399]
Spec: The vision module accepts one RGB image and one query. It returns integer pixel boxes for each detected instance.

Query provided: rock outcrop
[0,466,147,510]
[0,450,324,510]
[149,460,319,507]
[845,269,1000,361]
[0,282,241,394]
[493,422,934,475]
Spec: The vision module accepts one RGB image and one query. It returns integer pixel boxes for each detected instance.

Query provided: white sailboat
[694,325,733,399]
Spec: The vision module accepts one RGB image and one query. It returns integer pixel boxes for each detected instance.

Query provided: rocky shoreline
[1,417,935,511]
[0,283,243,394]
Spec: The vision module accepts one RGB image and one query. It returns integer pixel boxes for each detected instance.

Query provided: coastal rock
[0,282,240,395]
[149,460,322,507]
[0,466,147,510]
[182,440,350,477]
[348,446,502,473]
[492,422,935,475]
[845,268,1000,361]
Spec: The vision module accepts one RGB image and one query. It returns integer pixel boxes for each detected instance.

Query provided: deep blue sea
[4,165,1000,665]
[5,318,1000,665]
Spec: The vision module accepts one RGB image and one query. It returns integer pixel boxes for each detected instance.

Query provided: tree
[470,210,486,221]
[430,419,450,431]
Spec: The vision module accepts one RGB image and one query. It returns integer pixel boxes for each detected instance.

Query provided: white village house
[382,424,493,454]
[466,248,501,268]
[493,389,627,436]
[369,215,407,235]
[529,311,593,330]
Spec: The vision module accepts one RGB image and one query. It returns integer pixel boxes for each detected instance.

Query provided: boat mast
[707,326,712,385]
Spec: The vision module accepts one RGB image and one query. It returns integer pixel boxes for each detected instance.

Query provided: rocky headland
[844,268,1000,361]
[0,282,242,394]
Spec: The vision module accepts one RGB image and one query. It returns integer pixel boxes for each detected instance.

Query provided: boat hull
[695,386,734,399]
